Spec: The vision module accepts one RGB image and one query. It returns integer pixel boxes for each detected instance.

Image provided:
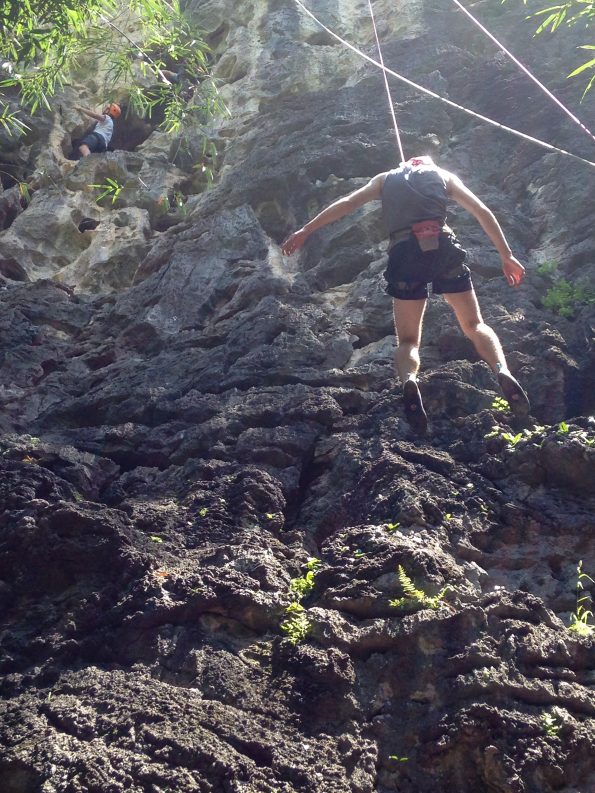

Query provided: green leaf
[567,57,595,78]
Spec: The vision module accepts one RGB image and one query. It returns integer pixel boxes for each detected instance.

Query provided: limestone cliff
[0,1,594,792]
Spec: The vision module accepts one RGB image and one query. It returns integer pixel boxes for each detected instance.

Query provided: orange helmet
[105,103,121,119]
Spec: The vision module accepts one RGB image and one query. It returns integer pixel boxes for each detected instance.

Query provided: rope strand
[293,0,595,170]
[366,0,405,161]
[451,0,595,148]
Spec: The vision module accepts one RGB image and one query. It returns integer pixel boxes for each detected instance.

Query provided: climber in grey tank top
[281,155,530,434]
[381,158,448,238]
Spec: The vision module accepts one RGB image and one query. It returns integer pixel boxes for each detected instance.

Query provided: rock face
[0,1,594,791]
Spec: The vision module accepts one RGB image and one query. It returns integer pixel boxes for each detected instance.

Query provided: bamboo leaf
[568,57,595,77]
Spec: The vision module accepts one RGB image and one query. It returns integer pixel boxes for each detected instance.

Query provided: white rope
[366,0,404,161]
[451,0,595,148]
[293,0,595,169]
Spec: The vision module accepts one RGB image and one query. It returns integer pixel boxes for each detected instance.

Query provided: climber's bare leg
[393,297,428,433]
[444,288,530,414]
[443,289,506,372]
[392,297,427,382]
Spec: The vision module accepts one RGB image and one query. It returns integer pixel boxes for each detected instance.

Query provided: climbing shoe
[497,371,530,417]
[403,379,428,435]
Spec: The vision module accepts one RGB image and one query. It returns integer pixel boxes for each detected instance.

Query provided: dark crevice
[0,760,43,793]
[0,185,31,231]
[0,258,28,282]
[285,437,326,531]
[207,22,231,55]
[78,218,100,232]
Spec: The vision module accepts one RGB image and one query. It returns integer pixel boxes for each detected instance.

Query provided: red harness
[411,220,442,251]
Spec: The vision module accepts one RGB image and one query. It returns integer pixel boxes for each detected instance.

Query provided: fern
[280,558,322,644]
[569,561,594,637]
[389,565,449,611]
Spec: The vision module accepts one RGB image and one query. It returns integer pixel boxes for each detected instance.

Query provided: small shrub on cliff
[280,558,321,644]
[486,421,594,451]
[491,396,511,412]
[389,565,449,611]
[280,602,312,644]
[288,557,321,599]
[541,279,595,319]
[568,560,594,638]
[536,260,558,277]
[540,711,562,737]
[90,177,125,205]
[534,259,595,318]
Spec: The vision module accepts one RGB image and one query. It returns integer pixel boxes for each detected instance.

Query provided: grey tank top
[381,160,447,236]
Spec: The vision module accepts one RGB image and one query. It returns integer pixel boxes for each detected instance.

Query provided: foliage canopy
[517,0,595,95]
[0,0,225,138]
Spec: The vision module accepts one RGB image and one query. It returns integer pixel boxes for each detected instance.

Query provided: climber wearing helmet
[281,155,530,434]
[74,103,121,157]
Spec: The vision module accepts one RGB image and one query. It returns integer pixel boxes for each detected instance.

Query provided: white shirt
[94,115,114,145]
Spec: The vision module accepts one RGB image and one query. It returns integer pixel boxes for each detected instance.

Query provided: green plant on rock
[541,278,595,319]
[536,260,559,278]
[485,423,548,448]
[389,565,449,611]
[193,138,220,187]
[89,177,125,204]
[541,711,561,737]
[491,396,510,412]
[18,181,32,206]
[502,431,524,447]
[486,420,595,452]
[0,104,29,135]
[280,602,312,644]
[280,558,322,644]
[484,425,503,441]
[288,557,321,599]
[568,560,594,638]
[532,256,595,319]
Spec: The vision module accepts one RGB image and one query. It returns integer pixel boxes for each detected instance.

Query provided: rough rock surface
[0,1,594,792]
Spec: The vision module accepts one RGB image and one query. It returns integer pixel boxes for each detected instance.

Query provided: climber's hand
[281,227,309,256]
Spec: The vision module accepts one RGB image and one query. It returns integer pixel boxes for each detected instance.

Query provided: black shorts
[79,132,108,153]
[383,232,472,300]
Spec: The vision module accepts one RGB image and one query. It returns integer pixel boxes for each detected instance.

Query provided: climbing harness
[293,0,595,170]
[411,220,442,251]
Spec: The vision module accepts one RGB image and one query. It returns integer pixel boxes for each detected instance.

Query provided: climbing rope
[293,0,595,169]
[366,0,404,162]
[450,0,595,149]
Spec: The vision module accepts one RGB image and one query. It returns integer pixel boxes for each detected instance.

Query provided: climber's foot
[497,371,530,417]
[403,379,428,435]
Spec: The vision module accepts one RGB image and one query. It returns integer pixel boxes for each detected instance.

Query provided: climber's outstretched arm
[444,171,525,288]
[76,106,106,123]
[281,172,386,255]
